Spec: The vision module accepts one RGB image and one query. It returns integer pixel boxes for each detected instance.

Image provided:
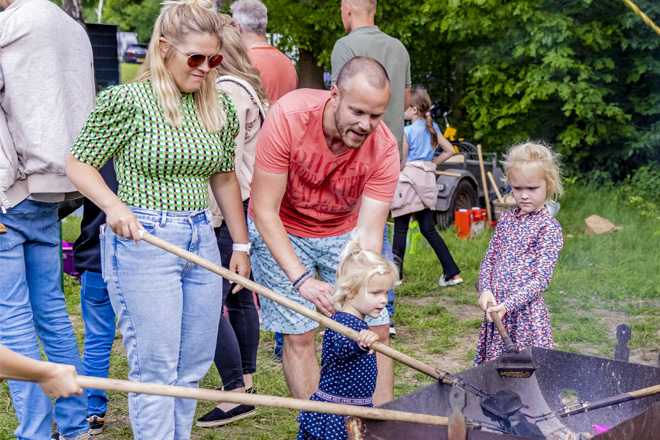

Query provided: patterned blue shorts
[248,218,389,334]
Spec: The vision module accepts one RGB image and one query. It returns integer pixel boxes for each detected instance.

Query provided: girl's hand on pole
[486,303,506,323]
[105,202,143,244]
[358,329,379,354]
[229,251,251,293]
[478,290,496,312]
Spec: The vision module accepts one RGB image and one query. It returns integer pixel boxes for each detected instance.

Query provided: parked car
[123,44,147,63]
[429,102,510,229]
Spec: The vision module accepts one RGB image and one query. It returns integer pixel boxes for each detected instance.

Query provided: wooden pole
[434,170,462,178]
[139,231,450,384]
[0,374,456,427]
[476,144,492,222]
[487,171,504,203]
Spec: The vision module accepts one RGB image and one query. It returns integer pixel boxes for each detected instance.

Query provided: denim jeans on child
[80,270,116,416]
[0,199,89,440]
[101,207,223,440]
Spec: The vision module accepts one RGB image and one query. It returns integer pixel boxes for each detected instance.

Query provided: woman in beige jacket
[198,17,270,428]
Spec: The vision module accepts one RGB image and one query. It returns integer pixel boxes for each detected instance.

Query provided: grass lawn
[1,182,658,439]
[120,62,141,84]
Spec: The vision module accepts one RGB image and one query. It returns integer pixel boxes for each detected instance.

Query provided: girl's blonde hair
[409,87,438,149]
[502,141,564,201]
[331,234,398,311]
[215,16,270,108]
[135,0,226,132]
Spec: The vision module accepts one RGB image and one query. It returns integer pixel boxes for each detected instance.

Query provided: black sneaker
[389,317,397,336]
[196,404,256,427]
[88,413,105,435]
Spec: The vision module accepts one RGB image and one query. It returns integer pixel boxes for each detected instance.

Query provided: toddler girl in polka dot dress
[474,142,564,366]
[297,236,398,440]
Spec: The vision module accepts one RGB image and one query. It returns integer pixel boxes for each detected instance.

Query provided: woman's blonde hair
[502,141,564,201]
[135,0,226,132]
[331,234,398,311]
[215,15,270,108]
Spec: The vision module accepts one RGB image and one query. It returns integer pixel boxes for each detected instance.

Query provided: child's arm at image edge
[0,345,83,398]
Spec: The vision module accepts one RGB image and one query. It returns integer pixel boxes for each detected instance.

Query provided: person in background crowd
[0,0,94,438]
[72,161,118,436]
[249,57,399,405]
[196,16,269,428]
[231,0,298,102]
[391,87,462,288]
[65,1,250,438]
[231,0,299,361]
[330,0,410,386]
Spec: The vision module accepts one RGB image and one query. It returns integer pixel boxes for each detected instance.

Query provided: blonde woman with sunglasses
[65,1,249,438]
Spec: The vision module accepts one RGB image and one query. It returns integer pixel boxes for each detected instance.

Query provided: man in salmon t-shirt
[249,57,399,403]
[231,0,298,102]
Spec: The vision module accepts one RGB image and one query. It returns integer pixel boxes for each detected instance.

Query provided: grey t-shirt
[331,26,411,155]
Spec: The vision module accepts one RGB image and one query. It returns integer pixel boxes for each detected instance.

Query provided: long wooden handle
[140,231,448,384]
[487,301,517,353]
[486,172,504,204]
[434,170,462,178]
[0,374,456,427]
[476,145,492,222]
[0,221,6,235]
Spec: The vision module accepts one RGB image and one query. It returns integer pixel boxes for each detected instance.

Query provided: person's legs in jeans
[0,199,88,440]
[392,213,413,279]
[416,209,460,278]
[103,208,222,440]
[80,270,116,422]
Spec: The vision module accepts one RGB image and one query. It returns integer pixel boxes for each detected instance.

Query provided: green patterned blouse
[72,81,239,212]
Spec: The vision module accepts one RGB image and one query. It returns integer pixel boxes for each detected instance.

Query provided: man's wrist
[292,271,311,292]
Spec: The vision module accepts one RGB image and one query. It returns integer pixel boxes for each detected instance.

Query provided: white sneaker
[439,274,463,287]
[389,317,397,336]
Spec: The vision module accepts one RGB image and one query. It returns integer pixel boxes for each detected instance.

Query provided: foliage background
[77,0,659,178]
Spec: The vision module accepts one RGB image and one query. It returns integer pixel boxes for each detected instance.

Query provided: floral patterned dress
[474,206,563,365]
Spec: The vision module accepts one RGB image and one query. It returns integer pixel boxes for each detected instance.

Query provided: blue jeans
[80,270,116,415]
[382,225,395,317]
[101,207,223,440]
[0,199,89,440]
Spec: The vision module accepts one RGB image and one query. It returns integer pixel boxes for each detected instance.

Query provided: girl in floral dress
[474,142,564,365]
[297,236,398,440]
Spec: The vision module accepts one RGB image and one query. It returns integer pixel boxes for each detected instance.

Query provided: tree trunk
[62,0,86,29]
[297,49,326,90]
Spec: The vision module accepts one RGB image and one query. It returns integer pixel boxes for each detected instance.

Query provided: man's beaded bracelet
[292,271,311,292]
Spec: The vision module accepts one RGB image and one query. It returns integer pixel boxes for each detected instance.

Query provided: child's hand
[486,303,507,324]
[478,290,496,312]
[357,330,379,354]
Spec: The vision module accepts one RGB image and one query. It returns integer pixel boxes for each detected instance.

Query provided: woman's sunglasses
[171,44,223,68]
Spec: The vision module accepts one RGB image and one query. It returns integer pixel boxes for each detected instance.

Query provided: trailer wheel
[435,180,478,229]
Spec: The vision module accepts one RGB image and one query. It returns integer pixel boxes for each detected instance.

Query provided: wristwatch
[232,243,252,256]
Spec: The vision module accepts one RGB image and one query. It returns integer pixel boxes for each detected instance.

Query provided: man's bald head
[342,0,376,15]
[336,56,389,95]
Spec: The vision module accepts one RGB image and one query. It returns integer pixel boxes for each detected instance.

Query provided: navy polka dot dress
[297,312,378,440]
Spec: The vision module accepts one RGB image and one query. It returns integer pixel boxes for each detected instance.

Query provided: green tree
[428,0,660,178]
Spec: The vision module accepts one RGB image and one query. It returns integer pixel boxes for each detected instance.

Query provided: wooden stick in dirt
[476,144,492,222]
[139,231,450,385]
[434,170,462,178]
[0,374,457,428]
[487,171,504,203]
